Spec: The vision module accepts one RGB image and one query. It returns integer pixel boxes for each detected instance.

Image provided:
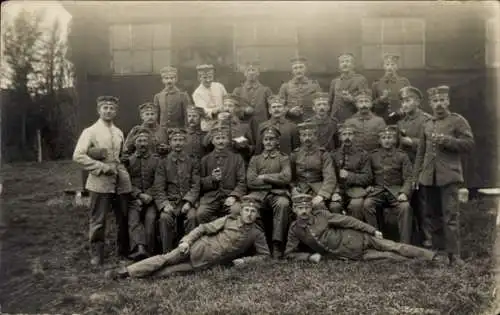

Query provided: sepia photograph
[0,0,499,314]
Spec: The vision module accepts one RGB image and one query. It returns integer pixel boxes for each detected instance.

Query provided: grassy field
[0,160,496,314]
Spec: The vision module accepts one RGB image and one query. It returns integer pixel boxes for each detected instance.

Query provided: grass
[0,160,496,314]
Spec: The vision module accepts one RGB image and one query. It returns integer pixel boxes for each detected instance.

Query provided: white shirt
[192,82,228,131]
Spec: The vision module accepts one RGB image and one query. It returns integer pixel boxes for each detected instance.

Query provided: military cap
[138,102,159,114]
[186,105,206,118]
[297,121,318,132]
[167,128,188,139]
[196,64,215,72]
[399,86,423,101]
[290,56,307,65]
[240,195,262,210]
[338,52,355,60]
[267,95,285,105]
[379,125,399,137]
[354,89,373,101]
[96,95,119,107]
[313,92,329,104]
[427,85,450,99]
[383,53,400,63]
[338,123,358,134]
[160,66,177,76]
[134,127,153,139]
[210,122,230,136]
[292,194,313,206]
[260,125,281,138]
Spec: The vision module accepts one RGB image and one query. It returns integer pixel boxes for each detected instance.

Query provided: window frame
[486,18,500,68]
[109,23,173,75]
[361,17,426,70]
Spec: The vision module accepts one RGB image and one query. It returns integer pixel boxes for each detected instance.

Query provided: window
[486,18,500,68]
[109,24,172,74]
[361,18,425,69]
[233,22,298,71]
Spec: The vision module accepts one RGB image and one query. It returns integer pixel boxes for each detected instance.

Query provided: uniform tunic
[372,75,410,121]
[256,118,300,155]
[290,146,337,200]
[328,72,369,122]
[124,124,169,156]
[154,87,191,129]
[278,77,322,123]
[185,127,208,161]
[397,109,432,163]
[305,116,339,152]
[203,118,255,162]
[344,112,386,153]
[233,81,273,126]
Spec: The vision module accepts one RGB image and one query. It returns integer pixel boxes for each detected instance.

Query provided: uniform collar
[263,150,279,159]
[382,73,400,84]
[354,111,374,120]
[134,150,151,159]
[296,215,312,228]
[169,151,187,162]
[313,115,330,123]
[340,144,355,154]
[162,86,180,94]
[380,147,397,156]
[292,76,309,85]
[187,126,202,134]
[340,71,355,80]
[404,109,419,121]
[301,144,319,154]
[270,117,286,125]
[244,80,261,89]
[214,149,229,158]
[141,122,159,130]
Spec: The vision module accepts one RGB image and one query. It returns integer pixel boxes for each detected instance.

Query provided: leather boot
[128,244,149,261]
[272,242,283,259]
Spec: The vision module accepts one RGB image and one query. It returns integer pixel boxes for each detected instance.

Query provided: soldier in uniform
[284,194,443,263]
[73,96,132,265]
[330,124,372,217]
[187,124,247,230]
[363,126,413,244]
[344,89,386,152]
[328,53,369,123]
[247,126,292,258]
[290,121,337,211]
[372,54,411,123]
[232,61,273,139]
[105,195,270,280]
[256,95,300,155]
[414,85,474,265]
[152,128,200,254]
[184,105,209,161]
[278,56,322,124]
[192,64,228,132]
[154,66,191,129]
[305,92,339,152]
[125,128,161,259]
[124,102,169,157]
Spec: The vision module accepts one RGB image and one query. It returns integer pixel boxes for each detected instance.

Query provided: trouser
[186,196,232,231]
[419,183,460,256]
[329,197,365,219]
[81,170,89,195]
[363,190,413,244]
[361,234,435,261]
[258,194,291,244]
[128,200,158,254]
[158,204,186,254]
[126,247,191,278]
[88,192,130,259]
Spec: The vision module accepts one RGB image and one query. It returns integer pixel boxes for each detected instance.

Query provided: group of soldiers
[73,52,474,280]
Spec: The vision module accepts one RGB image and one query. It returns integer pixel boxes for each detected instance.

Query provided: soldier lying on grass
[285,194,448,265]
[105,195,270,279]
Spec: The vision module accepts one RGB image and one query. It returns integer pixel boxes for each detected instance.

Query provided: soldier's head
[268,95,286,119]
[96,96,119,122]
[168,128,188,152]
[134,128,152,154]
[243,61,260,82]
[379,126,398,149]
[138,102,159,126]
[354,90,373,114]
[338,53,355,73]
[383,53,399,76]
[427,85,450,118]
[160,66,178,88]
[260,126,281,152]
[197,64,215,88]
[220,94,239,116]
[338,124,357,147]
[399,86,422,115]
[312,92,330,118]
[291,56,307,79]
[292,194,313,219]
[210,125,230,151]
[240,195,261,224]
[186,106,205,129]
[298,122,318,148]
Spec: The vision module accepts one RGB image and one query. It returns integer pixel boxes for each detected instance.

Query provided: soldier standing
[278,56,322,124]
[256,95,300,155]
[73,96,132,265]
[192,64,228,131]
[328,53,369,123]
[363,126,413,244]
[247,126,292,258]
[372,54,411,123]
[330,124,372,217]
[290,122,337,211]
[305,92,339,152]
[184,105,209,161]
[414,85,474,266]
[344,90,386,152]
